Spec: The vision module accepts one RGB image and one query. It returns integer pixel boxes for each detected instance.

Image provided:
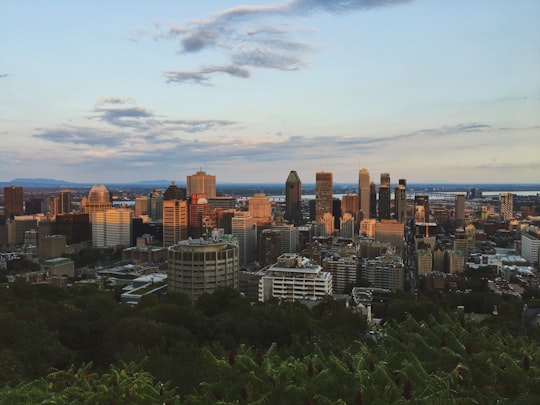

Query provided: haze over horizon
[1,0,539,184]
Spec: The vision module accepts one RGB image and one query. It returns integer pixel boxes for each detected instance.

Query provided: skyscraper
[315,171,333,221]
[285,170,302,224]
[414,195,430,223]
[370,182,377,219]
[59,189,72,214]
[455,193,465,221]
[248,193,272,225]
[378,173,391,220]
[149,189,164,221]
[341,193,358,215]
[232,211,257,266]
[3,186,24,217]
[394,179,407,225]
[186,170,216,199]
[358,168,370,220]
[499,193,513,222]
[134,196,149,217]
[189,194,211,238]
[162,199,188,247]
[92,208,132,248]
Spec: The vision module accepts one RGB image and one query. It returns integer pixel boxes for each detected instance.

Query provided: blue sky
[1,0,539,184]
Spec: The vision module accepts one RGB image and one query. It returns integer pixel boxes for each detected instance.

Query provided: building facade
[3,186,24,217]
[232,211,257,266]
[187,170,216,199]
[162,199,188,247]
[168,238,239,300]
[315,171,333,221]
[92,208,132,248]
[394,179,407,225]
[358,168,370,220]
[258,254,333,302]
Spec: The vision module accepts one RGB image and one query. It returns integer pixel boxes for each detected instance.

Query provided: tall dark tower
[395,179,407,224]
[285,171,302,224]
[315,171,333,221]
[370,182,377,219]
[59,189,72,214]
[163,181,187,201]
[3,186,24,218]
[378,173,391,220]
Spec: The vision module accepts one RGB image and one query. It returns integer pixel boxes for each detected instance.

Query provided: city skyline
[1,1,539,184]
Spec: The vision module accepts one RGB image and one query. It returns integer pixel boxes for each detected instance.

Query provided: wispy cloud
[88,97,238,132]
[34,126,127,147]
[0,73,9,78]
[155,0,412,85]
[95,97,136,106]
[163,65,250,85]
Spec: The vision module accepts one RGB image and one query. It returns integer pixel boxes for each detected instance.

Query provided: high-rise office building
[134,196,149,218]
[162,199,188,247]
[455,193,465,221]
[187,170,216,199]
[394,180,407,225]
[378,172,391,220]
[3,186,24,217]
[285,170,302,224]
[189,194,212,239]
[370,182,377,218]
[55,213,91,244]
[259,229,283,266]
[168,238,239,301]
[341,193,358,215]
[149,189,164,221]
[248,193,272,225]
[59,189,72,214]
[232,211,257,266]
[375,220,405,256]
[499,193,513,222]
[92,208,132,248]
[25,198,43,215]
[414,195,430,223]
[358,168,370,220]
[315,171,333,221]
[340,212,355,238]
[271,222,298,254]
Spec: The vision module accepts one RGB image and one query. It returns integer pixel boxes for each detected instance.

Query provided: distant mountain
[3,178,76,187]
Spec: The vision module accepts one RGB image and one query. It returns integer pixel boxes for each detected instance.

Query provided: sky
[1,0,539,185]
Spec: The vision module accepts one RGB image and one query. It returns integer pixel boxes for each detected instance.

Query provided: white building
[258,254,333,302]
[92,208,132,248]
[522,229,540,265]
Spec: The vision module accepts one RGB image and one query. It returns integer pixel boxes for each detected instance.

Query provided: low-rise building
[258,253,332,302]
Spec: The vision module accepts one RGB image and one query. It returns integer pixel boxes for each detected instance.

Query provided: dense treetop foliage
[0,280,538,403]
